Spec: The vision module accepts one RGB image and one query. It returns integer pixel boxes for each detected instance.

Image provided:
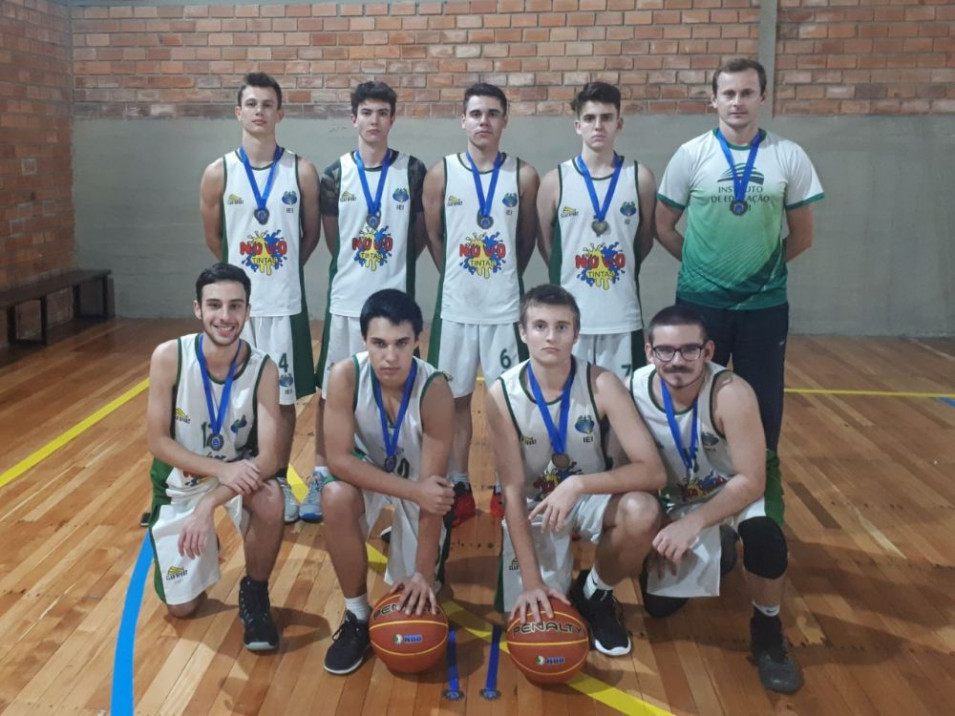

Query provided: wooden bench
[0,269,112,345]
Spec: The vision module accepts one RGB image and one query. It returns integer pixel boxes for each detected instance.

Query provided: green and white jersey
[222,148,304,317]
[438,153,522,325]
[657,129,824,310]
[150,334,269,503]
[352,353,447,481]
[549,157,642,333]
[322,150,426,317]
[629,362,736,512]
[499,358,607,505]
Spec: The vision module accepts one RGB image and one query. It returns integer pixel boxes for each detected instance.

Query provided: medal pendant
[591,219,609,236]
[253,207,270,225]
[383,455,397,473]
[367,212,381,229]
[477,213,494,230]
[552,453,571,470]
[209,434,224,451]
[729,200,749,216]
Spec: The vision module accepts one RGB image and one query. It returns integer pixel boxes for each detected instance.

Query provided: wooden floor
[1,320,954,715]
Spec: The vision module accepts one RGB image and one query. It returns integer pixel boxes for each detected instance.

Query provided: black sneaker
[569,569,631,656]
[720,525,739,575]
[750,614,803,693]
[238,576,279,651]
[638,563,688,618]
[324,610,371,674]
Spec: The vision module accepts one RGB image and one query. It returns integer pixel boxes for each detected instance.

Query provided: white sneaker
[277,475,298,523]
[300,474,327,523]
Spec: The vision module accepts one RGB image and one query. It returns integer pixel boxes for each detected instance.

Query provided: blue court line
[111,532,153,716]
[939,397,955,408]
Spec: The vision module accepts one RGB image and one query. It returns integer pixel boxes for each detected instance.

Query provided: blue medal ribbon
[575,152,622,232]
[238,145,284,224]
[465,151,503,227]
[660,377,698,476]
[196,334,242,452]
[526,360,576,462]
[355,148,392,226]
[373,359,418,472]
[715,129,762,214]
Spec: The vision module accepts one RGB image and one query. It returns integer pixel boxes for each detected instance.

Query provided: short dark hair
[647,305,710,344]
[570,81,621,115]
[463,82,508,117]
[237,72,283,109]
[520,284,581,332]
[360,289,423,339]
[351,81,397,117]
[711,58,767,97]
[195,263,251,304]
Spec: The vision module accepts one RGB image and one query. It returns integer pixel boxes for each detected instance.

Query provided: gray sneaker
[300,474,327,523]
[276,475,299,523]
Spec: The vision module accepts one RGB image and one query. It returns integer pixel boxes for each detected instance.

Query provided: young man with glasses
[625,304,802,694]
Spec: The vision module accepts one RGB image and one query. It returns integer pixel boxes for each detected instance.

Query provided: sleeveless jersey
[499,358,607,504]
[550,158,642,334]
[352,353,446,481]
[222,148,303,317]
[150,334,269,503]
[439,153,522,324]
[328,150,416,317]
[629,362,736,511]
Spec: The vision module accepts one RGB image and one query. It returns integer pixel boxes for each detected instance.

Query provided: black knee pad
[738,516,788,579]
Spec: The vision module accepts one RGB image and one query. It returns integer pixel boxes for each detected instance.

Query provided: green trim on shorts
[630,328,646,370]
[147,477,173,603]
[289,308,316,399]
[494,541,505,614]
[549,166,564,285]
[314,307,335,390]
[765,449,784,526]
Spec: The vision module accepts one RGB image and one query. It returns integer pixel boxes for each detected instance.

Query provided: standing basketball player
[656,59,824,524]
[423,83,540,524]
[200,72,321,523]
[305,81,428,524]
[321,290,455,675]
[538,82,657,380]
[627,304,802,693]
[487,284,664,656]
[146,264,284,651]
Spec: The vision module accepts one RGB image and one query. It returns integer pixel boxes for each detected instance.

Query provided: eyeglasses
[651,344,704,362]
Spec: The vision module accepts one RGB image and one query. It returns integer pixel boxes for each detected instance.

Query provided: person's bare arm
[536,168,560,265]
[516,161,540,273]
[298,157,321,263]
[635,163,657,262]
[422,161,446,269]
[251,359,282,479]
[199,158,226,259]
[784,204,815,262]
[654,201,685,261]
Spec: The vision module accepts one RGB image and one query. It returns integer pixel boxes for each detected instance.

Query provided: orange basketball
[369,591,449,674]
[506,602,590,685]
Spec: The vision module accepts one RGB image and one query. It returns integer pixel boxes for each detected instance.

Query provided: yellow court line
[0,378,150,490]
[289,465,672,716]
[785,387,955,398]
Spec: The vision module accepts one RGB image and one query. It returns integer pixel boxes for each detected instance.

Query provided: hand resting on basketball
[390,572,439,616]
[510,583,570,625]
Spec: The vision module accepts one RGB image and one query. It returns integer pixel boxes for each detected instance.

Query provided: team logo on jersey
[502,192,518,208]
[574,415,595,434]
[446,195,463,207]
[393,187,410,203]
[230,415,247,434]
[718,166,764,186]
[166,566,188,581]
[459,232,507,279]
[279,374,294,388]
[520,434,537,446]
[560,206,579,218]
[619,201,637,217]
[240,229,289,275]
[701,431,720,450]
[575,242,626,290]
[227,194,244,205]
[174,408,190,424]
[352,225,394,272]
[680,469,729,502]
[282,191,298,205]
[341,190,357,202]
[533,461,581,501]
[509,557,520,571]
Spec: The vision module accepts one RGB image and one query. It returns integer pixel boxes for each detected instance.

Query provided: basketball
[506,602,590,685]
[368,591,449,674]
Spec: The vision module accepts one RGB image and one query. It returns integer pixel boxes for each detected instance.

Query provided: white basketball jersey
[329,151,415,317]
[222,148,303,317]
[439,153,522,324]
[150,334,269,501]
[630,362,737,510]
[352,353,445,481]
[499,357,606,504]
[552,158,642,333]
